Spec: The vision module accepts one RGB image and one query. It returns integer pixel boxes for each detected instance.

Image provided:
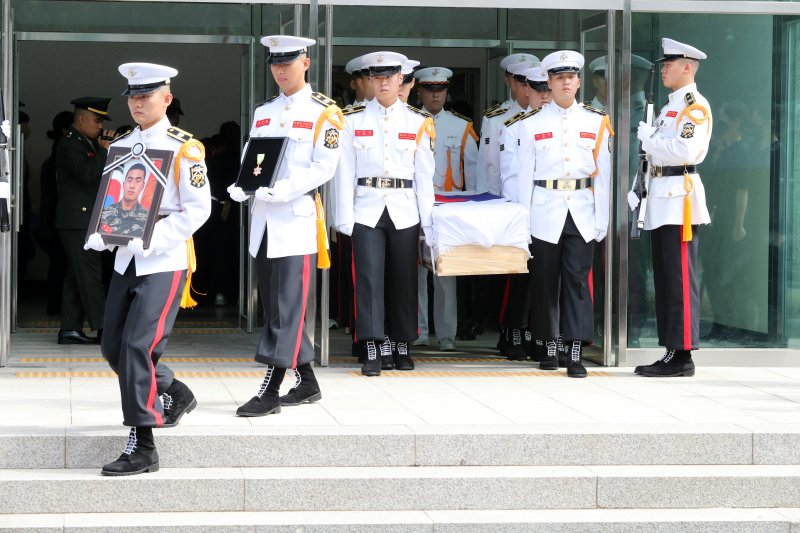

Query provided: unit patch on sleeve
[680,122,695,139]
[324,128,340,149]
[190,163,207,188]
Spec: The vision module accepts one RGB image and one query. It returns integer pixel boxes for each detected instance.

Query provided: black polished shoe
[503,329,527,361]
[361,359,381,376]
[380,336,395,370]
[161,379,197,428]
[638,351,695,377]
[280,384,322,406]
[567,361,588,378]
[57,329,96,345]
[538,340,559,371]
[393,341,415,371]
[101,427,159,476]
[236,394,281,416]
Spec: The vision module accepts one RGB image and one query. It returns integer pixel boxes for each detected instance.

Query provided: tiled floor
[2,327,800,429]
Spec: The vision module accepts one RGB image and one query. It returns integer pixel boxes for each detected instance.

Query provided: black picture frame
[86,144,173,248]
[235,136,289,194]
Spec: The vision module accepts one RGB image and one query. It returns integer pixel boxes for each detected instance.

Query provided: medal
[253,153,264,176]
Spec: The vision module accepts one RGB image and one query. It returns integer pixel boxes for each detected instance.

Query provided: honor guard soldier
[345,55,372,109]
[228,35,343,414]
[335,51,436,376]
[414,66,479,351]
[629,38,711,377]
[55,97,115,345]
[84,63,210,475]
[476,53,538,194]
[508,50,613,377]
[398,59,420,104]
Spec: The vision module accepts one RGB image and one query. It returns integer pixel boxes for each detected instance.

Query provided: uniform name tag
[534,132,553,141]
[293,121,313,129]
[666,111,678,118]
[256,118,270,127]
[355,130,373,137]
[398,133,416,140]
[580,132,596,140]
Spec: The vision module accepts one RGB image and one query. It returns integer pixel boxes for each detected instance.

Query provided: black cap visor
[547,66,580,75]
[401,73,415,85]
[268,50,305,65]
[418,82,448,91]
[657,53,700,62]
[528,80,549,91]
[368,65,402,77]
[123,80,168,97]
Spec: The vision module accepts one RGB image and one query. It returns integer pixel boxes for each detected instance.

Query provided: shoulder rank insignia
[111,128,134,144]
[684,92,696,106]
[342,105,366,116]
[580,102,607,116]
[482,102,503,116]
[503,111,526,127]
[485,107,509,119]
[311,91,336,107]
[167,127,194,143]
[448,110,472,122]
[255,95,279,107]
[406,104,432,117]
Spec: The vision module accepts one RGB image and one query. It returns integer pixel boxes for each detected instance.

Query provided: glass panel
[508,9,581,42]
[13,1,251,35]
[627,13,799,349]
[333,7,497,40]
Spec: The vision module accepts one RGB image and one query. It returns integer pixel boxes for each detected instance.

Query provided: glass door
[0,0,14,366]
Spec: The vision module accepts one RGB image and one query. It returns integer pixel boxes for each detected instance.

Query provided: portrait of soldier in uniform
[100,162,150,237]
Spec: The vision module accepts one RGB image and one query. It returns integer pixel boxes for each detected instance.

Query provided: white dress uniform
[506,51,613,351]
[335,53,436,349]
[635,38,712,356]
[101,63,211,429]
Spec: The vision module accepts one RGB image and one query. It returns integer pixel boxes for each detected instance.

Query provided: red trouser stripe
[680,239,691,350]
[146,270,182,427]
[588,267,594,304]
[291,255,311,369]
[499,276,511,323]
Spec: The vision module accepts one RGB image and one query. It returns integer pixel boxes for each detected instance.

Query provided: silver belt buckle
[379,177,392,188]
[363,177,373,187]
[557,180,577,191]
[651,167,662,177]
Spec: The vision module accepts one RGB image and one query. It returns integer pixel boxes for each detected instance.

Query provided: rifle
[0,90,11,233]
[630,66,656,239]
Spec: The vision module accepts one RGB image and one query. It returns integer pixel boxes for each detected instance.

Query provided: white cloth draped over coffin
[431,192,530,256]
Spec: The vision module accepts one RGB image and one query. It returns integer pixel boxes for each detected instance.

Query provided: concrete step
[5,422,799,469]
[0,508,797,532]
[3,465,800,514]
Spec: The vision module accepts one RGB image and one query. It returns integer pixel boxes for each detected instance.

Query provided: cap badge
[270,38,279,47]
[377,55,384,63]
[127,67,137,79]
[560,52,568,61]
[519,55,528,62]
[432,68,439,76]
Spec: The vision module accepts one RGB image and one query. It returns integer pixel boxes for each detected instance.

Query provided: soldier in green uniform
[55,97,115,345]
[99,163,149,237]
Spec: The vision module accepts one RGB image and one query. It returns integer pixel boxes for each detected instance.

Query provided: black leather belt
[534,178,593,191]
[651,165,697,177]
[357,177,413,189]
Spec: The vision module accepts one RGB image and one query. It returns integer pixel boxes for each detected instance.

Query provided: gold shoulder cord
[174,138,205,308]
[675,102,710,242]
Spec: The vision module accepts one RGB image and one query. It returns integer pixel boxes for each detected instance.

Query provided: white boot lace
[571,340,581,363]
[380,336,393,358]
[366,340,377,361]
[123,427,137,455]
[397,341,409,357]
[256,367,274,398]
[161,393,173,410]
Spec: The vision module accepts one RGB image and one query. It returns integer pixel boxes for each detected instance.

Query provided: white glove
[254,186,276,202]
[422,226,435,246]
[636,121,656,143]
[227,184,248,203]
[337,224,354,237]
[83,233,107,252]
[127,238,154,257]
[0,119,10,140]
[595,229,608,242]
[627,190,640,212]
[0,181,9,200]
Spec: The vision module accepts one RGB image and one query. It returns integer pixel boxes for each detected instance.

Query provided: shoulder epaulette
[167,127,194,143]
[448,110,472,122]
[503,111,526,127]
[684,92,696,106]
[485,107,508,119]
[311,91,336,107]
[580,102,607,116]
[482,102,503,116]
[255,95,279,107]
[110,128,134,144]
[406,104,431,117]
[342,105,366,116]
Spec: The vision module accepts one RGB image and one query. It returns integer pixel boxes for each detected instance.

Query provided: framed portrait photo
[235,136,289,194]
[86,144,174,248]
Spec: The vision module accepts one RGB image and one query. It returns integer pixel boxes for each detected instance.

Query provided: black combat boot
[101,427,159,476]
[566,340,587,378]
[504,328,527,361]
[636,349,695,377]
[361,340,381,376]
[280,363,322,406]
[393,341,414,371]
[236,366,285,416]
[557,334,568,368]
[380,335,395,370]
[539,339,559,370]
[161,379,197,428]
[496,327,507,351]
[528,339,547,362]
[353,341,368,364]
